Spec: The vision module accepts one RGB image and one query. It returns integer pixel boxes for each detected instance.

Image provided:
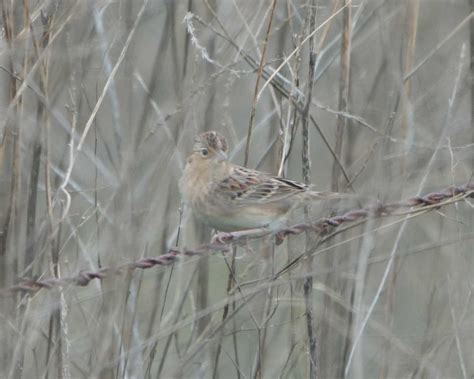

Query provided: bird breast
[179,155,228,207]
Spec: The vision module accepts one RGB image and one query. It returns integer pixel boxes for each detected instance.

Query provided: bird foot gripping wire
[211,227,273,245]
[211,231,236,245]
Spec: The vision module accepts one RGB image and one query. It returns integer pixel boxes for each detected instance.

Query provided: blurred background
[0,0,473,377]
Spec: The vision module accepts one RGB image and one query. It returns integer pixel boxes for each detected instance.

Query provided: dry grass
[0,1,473,378]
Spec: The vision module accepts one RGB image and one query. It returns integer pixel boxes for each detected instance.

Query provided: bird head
[192,131,229,162]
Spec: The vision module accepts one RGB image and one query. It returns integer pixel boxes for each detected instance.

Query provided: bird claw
[274,231,286,245]
[211,232,235,245]
[212,227,273,245]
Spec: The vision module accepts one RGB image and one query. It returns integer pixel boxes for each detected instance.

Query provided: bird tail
[305,190,358,200]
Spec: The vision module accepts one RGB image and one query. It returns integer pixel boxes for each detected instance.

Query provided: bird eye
[201,148,209,156]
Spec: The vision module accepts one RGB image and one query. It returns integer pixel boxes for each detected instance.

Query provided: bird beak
[216,151,228,161]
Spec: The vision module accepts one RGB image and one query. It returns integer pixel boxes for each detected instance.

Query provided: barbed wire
[1,184,472,296]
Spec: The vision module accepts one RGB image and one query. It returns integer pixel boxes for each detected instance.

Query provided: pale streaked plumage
[179,131,349,232]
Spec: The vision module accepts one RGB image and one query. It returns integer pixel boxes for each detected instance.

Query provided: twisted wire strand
[1,184,472,296]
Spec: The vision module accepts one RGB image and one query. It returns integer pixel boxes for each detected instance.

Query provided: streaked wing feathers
[215,166,307,205]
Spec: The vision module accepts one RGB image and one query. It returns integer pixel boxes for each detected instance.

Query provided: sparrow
[179,131,350,232]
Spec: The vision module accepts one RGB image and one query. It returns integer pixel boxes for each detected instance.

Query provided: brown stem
[244,0,278,166]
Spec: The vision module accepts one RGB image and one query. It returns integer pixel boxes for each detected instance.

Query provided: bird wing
[214,165,307,206]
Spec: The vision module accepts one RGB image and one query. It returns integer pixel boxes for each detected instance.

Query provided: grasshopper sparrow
[180,131,349,232]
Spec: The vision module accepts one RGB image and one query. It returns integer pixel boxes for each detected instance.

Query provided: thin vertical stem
[380,2,419,377]
[331,0,351,192]
[400,0,420,175]
[244,0,278,166]
[212,248,240,379]
[301,0,318,377]
[471,0,474,169]
[325,2,351,377]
